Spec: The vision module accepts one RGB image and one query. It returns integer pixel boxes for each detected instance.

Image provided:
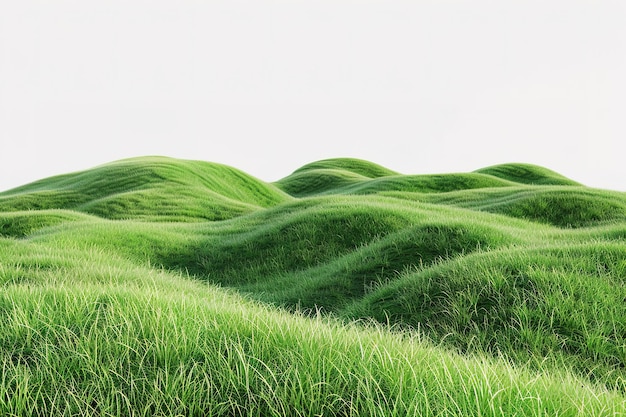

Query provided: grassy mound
[289,158,398,178]
[383,186,626,228]
[278,165,516,198]
[26,196,516,289]
[275,169,367,197]
[475,163,581,186]
[0,156,290,221]
[479,189,626,227]
[344,242,626,390]
[276,158,399,197]
[337,173,515,195]
[244,220,514,312]
[0,210,90,239]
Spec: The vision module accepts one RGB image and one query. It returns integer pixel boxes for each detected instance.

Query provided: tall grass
[1,242,624,416]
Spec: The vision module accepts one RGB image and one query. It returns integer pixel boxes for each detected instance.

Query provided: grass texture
[1,156,625,416]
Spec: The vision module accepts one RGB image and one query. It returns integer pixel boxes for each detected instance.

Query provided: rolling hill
[1,156,625,416]
[0,156,291,222]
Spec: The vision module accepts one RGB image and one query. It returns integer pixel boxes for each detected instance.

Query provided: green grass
[1,156,625,415]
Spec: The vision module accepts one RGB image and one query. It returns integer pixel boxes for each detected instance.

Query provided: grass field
[1,156,625,416]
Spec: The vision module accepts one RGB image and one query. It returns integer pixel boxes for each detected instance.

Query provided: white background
[1,0,625,191]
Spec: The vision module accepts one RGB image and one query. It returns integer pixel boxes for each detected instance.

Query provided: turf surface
[1,156,624,416]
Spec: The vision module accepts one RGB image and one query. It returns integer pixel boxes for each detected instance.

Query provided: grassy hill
[1,156,625,416]
[474,163,582,186]
[0,156,290,222]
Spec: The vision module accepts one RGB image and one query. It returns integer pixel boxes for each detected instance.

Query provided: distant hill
[0,156,291,221]
[474,162,582,186]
